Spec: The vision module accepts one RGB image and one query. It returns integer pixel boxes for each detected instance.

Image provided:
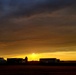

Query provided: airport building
[40,58,60,64]
[7,57,28,64]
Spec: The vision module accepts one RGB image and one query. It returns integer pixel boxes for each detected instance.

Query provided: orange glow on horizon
[3,51,76,61]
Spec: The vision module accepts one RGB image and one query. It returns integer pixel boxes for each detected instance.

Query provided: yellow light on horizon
[3,51,76,61]
[29,53,37,61]
[32,53,36,57]
[32,53,36,55]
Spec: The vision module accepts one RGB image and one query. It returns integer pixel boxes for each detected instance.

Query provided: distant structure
[0,58,6,64]
[0,57,75,65]
[7,58,24,64]
[40,58,60,64]
[7,57,28,64]
[25,57,28,63]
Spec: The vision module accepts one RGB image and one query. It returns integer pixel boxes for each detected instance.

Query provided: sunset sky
[0,0,76,61]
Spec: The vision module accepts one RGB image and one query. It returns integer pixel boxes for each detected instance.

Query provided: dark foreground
[0,65,76,75]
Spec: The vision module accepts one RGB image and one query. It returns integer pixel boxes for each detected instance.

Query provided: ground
[0,65,76,75]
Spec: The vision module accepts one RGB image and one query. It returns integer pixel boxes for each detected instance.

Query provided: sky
[0,0,76,61]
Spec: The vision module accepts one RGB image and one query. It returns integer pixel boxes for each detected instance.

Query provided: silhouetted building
[7,58,23,64]
[7,57,28,64]
[40,58,60,64]
[0,58,6,64]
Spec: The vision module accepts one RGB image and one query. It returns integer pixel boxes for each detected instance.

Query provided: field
[0,65,76,75]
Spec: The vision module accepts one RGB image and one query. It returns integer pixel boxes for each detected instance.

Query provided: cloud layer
[0,0,76,56]
[0,0,76,19]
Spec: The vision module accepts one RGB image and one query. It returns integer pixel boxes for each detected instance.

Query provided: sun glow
[6,51,76,61]
[32,53,36,57]
[32,53,36,55]
[29,53,37,61]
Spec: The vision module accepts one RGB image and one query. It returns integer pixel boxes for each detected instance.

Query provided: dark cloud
[0,0,76,19]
